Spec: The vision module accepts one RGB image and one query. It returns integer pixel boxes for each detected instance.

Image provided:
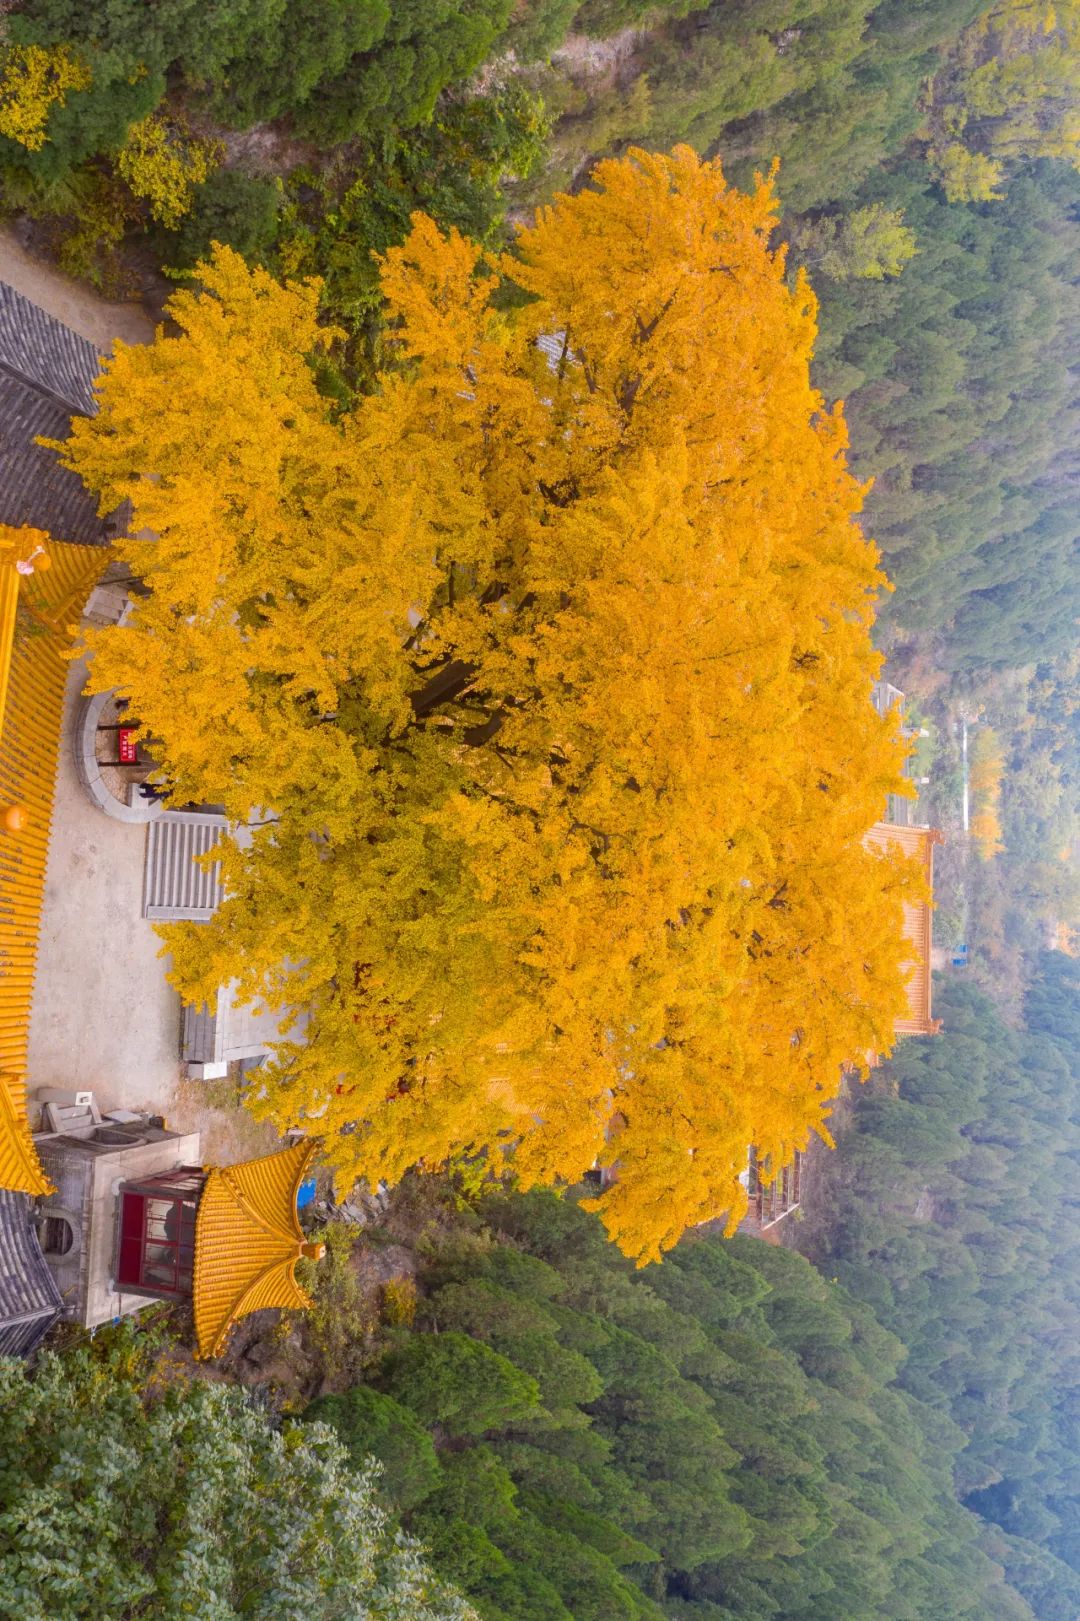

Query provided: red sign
[118,727,138,764]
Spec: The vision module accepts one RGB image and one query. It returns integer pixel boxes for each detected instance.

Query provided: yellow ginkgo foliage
[115,113,221,228]
[55,148,919,1263]
[0,43,90,151]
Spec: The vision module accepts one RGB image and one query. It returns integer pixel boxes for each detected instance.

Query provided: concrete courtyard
[27,656,184,1116]
[27,655,283,1165]
[8,240,179,1118]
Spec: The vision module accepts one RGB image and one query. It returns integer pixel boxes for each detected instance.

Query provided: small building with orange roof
[192,1138,324,1359]
[33,1126,324,1354]
[864,819,943,1037]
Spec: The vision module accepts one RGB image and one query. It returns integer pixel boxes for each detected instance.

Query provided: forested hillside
[802,957,1080,1619]
[301,1188,1034,1620]
[0,1338,475,1619]
[258,959,1079,1621]
[812,159,1080,669]
[2,0,1079,664]
[12,964,1080,1621]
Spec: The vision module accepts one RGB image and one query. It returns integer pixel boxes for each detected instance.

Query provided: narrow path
[0,226,156,350]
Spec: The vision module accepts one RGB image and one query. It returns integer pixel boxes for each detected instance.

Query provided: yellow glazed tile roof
[193,1138,321,1359]
[0,528,105,1194]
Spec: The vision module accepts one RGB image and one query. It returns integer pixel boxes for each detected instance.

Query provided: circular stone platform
[74,690,165,824]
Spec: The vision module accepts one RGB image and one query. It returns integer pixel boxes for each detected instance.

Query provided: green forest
[1,1,1078,1617]
[2,0,1078,671]
[12,958,1075,1617]
[289,959,1079,1621]
[803,958,1080,1619]
[300,1174,1045,1619]
[288,960,1076,1621]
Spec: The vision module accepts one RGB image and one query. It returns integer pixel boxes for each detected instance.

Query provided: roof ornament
[14,545,49,576]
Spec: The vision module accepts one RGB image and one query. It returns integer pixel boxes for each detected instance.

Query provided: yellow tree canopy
[0,44,90,152]
[55,147,918,1262]
[930,0,1080,192]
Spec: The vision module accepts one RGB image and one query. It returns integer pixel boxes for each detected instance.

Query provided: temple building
[0,288,324,1360]
[0,283,118,1353]
[190,1139,323,1359]
[0,526,107,1351]
[741,1148,804,1241]
[0,280,115,546]
[30,1110,322,1356]
[0,530,106,1197]
[864,819,943,1037]
[0,1185,63,1355]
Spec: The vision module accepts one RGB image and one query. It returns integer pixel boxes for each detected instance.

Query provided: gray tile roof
[0,279,100,415]
[0,280,111,546]
[0,1188,63,1357]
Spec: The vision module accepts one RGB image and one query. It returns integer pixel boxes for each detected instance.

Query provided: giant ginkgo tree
[58,146,918,1262]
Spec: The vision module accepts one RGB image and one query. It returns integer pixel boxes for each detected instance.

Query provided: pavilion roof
[0,530,105,1194]
[193,1138,322,1359]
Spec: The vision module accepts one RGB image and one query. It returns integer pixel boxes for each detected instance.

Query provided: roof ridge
[217,1160,301,1246]
[0,355,87,420]
[192,1141,321,1358]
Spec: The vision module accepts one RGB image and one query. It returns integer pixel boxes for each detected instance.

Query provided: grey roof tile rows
[0,1187,63,1357]
[0,279,101,416]
[0,370,110,545]
[0,279,112,546]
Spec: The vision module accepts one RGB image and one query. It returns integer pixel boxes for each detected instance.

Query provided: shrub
[167,167,282,268]
[297,1222,372,1384]
[383,1275,419,1327]
[0,1352,474,1619]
